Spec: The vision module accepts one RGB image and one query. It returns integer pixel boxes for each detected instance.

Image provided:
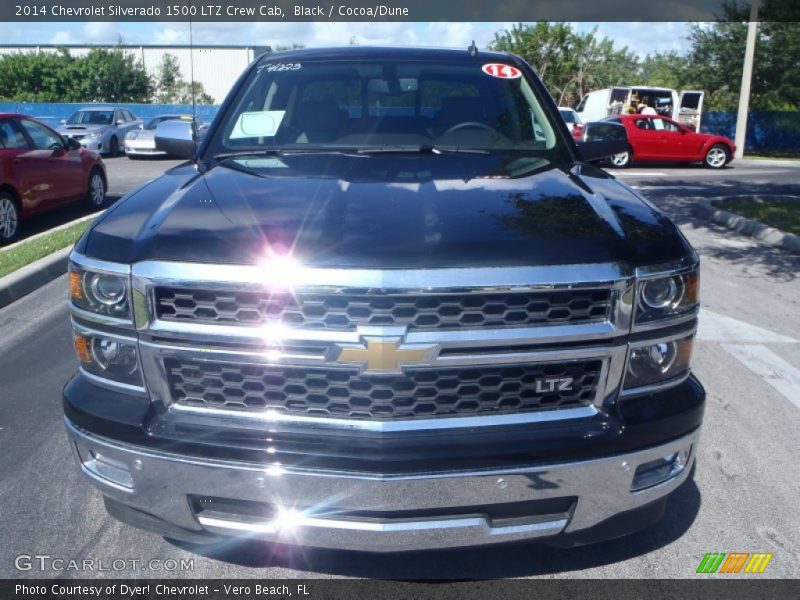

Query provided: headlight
[69,267,131,320]
[73,331,142,387]
[85,132,103,140]
[126,131,138,141]
[635,268,698,325]
[624,334,695,391]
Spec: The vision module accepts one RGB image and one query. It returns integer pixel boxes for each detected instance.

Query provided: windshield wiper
[212,148,365,162]
[356,145,490,155]
[212,149,286,161]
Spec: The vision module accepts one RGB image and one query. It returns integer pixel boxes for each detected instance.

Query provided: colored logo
[696,553,773,574]
[335,338,434,374]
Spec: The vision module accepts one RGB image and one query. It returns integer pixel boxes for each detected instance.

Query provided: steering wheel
[49,142,62,151]
[443,122,494,135]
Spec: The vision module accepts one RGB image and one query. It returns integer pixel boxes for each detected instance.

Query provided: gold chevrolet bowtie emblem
[336,338,433,374]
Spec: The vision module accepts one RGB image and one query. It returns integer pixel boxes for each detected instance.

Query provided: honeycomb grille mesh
[166,359,603,420]
[154,288,612,330]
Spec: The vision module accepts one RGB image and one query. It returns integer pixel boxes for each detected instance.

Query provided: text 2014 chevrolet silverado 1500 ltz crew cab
[63,46,704,551]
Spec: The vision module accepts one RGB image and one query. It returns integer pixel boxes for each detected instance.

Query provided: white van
[576,87,705,131]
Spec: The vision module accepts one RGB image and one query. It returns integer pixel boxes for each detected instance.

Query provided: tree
[175,81,214,105]
[152,52,215,104]
[682,1,800,110]
[154,54,183,103]
[489,22,638,108]
[78,48,152,102]
[0,47,151,102]
[637,51,688,91]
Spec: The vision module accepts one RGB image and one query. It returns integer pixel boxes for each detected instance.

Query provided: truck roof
[259,45,514,64]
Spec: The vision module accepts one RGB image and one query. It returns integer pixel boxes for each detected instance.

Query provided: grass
[0,220,91,279]
[716,197,800,236]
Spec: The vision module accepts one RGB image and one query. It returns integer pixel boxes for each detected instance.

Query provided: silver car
[125,115,204,158]
[57,107,142,156]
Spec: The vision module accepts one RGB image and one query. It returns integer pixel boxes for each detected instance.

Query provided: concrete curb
[0,246,71,309]
[694,195,800,254]
[737,158,800,168]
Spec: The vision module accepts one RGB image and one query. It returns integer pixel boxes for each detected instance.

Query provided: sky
[0,22,693,57]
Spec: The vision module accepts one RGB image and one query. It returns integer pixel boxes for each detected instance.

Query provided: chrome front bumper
[66,418,699,552]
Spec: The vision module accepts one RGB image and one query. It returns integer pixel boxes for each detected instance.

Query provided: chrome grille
[165,359,603,420]
[154,288,612,330]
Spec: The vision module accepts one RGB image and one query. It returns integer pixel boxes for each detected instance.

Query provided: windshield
[559,109,578,123]
[145,116,184,130]
[66,110,114,126]
[208,58,562,157]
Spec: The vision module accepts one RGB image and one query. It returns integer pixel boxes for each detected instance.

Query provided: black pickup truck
[64,46,704,552]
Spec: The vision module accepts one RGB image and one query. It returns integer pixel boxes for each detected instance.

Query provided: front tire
[86,169,106,209]
[609,150,631,168]
[108,136,119,156]
[0,192,20,244]
[704,144,729,169]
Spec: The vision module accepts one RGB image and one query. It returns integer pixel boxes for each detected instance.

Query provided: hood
[58,123,109,134]
[81,153,692,269]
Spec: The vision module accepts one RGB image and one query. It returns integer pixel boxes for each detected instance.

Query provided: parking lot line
[722,344,800,410]
[697,310,798,344]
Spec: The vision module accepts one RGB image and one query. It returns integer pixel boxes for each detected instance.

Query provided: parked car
[573,120,629,163]
[605,114,735,168]
[57,107,143,156]
[0,113,106,243]
[558,106,584,141]
[65,46,703,552]
[125,115,205,158]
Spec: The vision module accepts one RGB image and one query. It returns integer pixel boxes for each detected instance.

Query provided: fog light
[82,449,134,490]
[631,446,692,491]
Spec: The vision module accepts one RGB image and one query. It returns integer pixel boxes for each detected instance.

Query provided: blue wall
[0,102,220,128]
[701,111,800,154]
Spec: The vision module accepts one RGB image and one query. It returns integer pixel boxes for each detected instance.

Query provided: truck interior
[220,61,559,153]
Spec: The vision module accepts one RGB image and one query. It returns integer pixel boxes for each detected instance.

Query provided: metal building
[0,45,270,103]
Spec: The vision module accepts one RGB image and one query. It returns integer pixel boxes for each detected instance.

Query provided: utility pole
[734,0,759,159]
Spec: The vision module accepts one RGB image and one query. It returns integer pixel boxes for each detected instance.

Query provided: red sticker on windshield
[482,63,522,79]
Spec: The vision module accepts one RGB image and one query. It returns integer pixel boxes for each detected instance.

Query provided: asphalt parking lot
[0,158,798,579]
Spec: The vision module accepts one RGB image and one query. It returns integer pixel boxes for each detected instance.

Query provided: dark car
[0,113,107,243]
[64,47,703,553]
[606,114,735,168]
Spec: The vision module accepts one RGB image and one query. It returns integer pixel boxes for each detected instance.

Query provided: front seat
[433,96,486,135]
[293,100,343,143]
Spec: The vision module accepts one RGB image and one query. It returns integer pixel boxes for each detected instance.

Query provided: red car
[0,113,107,243]
[605,114,735,169]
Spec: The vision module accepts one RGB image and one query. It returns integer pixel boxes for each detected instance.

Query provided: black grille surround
[165,359,603,420]
[154,288,612,330]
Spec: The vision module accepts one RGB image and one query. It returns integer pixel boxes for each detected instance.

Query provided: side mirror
[575,121,629,162]
[154,119,196,159]
[116,119,125,125]
[60,119,67,125]
[65,137,81,151]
